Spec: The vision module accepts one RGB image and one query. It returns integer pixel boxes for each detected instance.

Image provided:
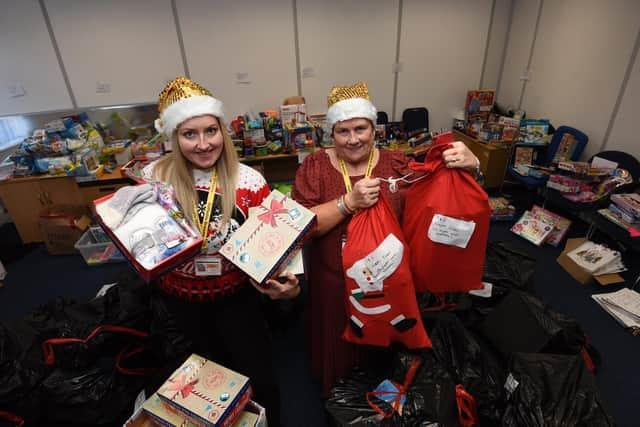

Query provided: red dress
[292,148,412,395]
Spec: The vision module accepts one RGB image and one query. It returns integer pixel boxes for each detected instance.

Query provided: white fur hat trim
[155,95,224,138]
[326,97,377,131]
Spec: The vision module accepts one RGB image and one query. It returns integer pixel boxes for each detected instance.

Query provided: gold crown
[327,81,371,107]
[158,77,213,115]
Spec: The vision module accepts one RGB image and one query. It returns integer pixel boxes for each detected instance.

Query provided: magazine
[566,241,618,274]
[592,288,640,330]
[510,210,554,246]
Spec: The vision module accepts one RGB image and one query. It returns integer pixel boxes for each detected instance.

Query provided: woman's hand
[442,141,479,172]
[251,271,301,300]
[344,177,381,210]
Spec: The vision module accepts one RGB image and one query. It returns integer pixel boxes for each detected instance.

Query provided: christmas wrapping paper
[157,354,252,427]
[220,189,316,285]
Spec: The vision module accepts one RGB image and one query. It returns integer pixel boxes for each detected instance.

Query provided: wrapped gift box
[220,189,316,285]
[142,393,199,427]
[93,184,202,282]
[157,354,252,427]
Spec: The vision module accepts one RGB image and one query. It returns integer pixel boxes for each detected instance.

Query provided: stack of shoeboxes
[125,354,266,427]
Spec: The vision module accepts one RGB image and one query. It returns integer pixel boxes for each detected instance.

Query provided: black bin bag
[502,353,614,427]
[326,350,458,426]
[478,290,587,359]
[430,313,507,426]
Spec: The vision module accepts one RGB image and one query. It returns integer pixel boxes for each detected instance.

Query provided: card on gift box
[157,354,251,427]
[220,190,316,285]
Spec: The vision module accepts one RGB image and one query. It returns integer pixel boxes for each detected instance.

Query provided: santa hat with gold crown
[154,76,224,138]
[326,81,377,131]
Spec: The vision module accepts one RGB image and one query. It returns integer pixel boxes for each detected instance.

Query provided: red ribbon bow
[180,379,198,398]
[258,197,289,227]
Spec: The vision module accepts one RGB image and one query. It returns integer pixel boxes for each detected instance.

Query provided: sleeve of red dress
[292,152,323,209]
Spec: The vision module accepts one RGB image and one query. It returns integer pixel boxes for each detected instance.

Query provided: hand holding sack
[341,193,431,348]
[403,131,490,293]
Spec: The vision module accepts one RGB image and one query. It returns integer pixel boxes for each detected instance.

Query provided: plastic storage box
[75,228,125,265]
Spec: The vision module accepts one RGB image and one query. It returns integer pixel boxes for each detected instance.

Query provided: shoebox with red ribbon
[156,353,252,427]
[220,189,316,285]
[93,182,202,282]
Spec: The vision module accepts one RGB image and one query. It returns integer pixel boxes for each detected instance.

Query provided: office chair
[376,111,389,125]
[402,107,429,136]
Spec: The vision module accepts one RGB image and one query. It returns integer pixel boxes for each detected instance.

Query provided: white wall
[499,0,640,161]
[296,0,399,117]
[45,0,185,107]
[177,0,298,120]
[396,0,493,131]
[0,0,73,115]
[2,0,638,164]
[606,32,640,159]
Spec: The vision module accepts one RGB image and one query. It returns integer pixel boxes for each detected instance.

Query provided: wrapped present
[143,393,199,427]
[220,189,316,285]
[93,183,202,282]
[157,354,252,427]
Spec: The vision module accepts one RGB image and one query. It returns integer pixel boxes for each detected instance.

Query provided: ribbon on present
[166,373,200,400]
[258,197,289,227]
[365,356,422,419]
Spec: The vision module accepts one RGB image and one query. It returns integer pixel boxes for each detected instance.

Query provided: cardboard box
[39,204,91,255]
[142,393,199,427]
[220,190,316,285]
[157,354,252,427]
[93,189,202,282]
[556,238,624,285]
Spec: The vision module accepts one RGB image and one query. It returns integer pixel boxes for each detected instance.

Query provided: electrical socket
[96,81,111,93]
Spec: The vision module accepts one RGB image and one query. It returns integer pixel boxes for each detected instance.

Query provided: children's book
[530,205,571,247]
[510,210,554,246]
[514,146,534,167]
[552,132,577,164]
[566,241,618,274]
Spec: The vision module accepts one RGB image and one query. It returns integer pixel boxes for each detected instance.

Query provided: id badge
[194,255,222,276]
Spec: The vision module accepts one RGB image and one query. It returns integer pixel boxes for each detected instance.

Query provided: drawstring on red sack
[41,324,149,365]
[365,357,423,419]
[116,343,160,376]
[421,292,457,312]
[455,384,479,427]
[0,410,24,427]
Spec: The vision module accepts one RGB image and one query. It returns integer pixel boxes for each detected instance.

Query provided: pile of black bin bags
[0,269,192,426]
[326,241,615,427]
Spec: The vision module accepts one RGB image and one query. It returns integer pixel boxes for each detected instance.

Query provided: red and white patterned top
[143,162,271,300]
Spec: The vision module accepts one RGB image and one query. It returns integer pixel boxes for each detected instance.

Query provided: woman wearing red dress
[292,81,479,395]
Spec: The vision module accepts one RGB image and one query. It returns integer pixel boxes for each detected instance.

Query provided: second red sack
[402,132,490,293]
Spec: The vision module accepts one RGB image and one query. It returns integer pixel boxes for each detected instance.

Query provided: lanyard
[192,168,217,251]
[338,148,376,192]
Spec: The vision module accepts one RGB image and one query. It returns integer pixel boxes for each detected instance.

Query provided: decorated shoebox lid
[93,183,202,282]
[157,354,252,427]
[220,189,315,285]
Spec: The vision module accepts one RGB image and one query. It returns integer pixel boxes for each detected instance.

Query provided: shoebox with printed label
[220,189,315,285]
[155,353,252,427]
[93,183,202,282]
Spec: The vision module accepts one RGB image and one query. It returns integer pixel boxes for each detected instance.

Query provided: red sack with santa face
[342,193,431,348]
[402,132,490,293]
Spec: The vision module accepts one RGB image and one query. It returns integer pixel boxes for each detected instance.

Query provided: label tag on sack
[469,281,493,298]
[194,255,222,276]
[428,214,476,248]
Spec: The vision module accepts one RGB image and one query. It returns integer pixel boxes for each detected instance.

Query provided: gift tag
[504,373,519,396]
[428,214,476,248]
[194,255,222,276]
[469,281,493,298]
